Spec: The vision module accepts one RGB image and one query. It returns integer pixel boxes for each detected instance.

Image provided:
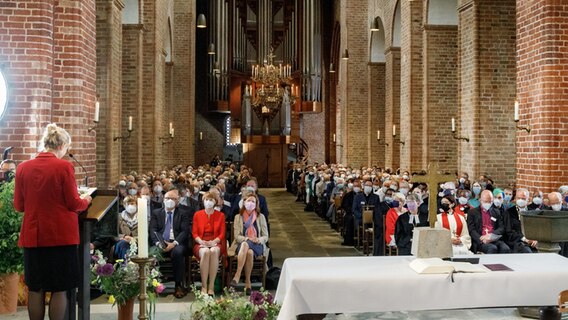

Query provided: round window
[0,70,7,121]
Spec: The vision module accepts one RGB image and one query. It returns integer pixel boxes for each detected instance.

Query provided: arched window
[225,116,235,146]
[0,69,7,121]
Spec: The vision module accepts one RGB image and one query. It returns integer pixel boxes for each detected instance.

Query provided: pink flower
[155,283,165,294]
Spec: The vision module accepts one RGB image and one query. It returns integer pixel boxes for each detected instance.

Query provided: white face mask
[164,199,176,209]
[552,204,562,211]
[128,189,137,196]
[154,186,163,193]
[204,199,215,209]
[244,201,256,211]
[126,205,137,214]
[399,188,409,196]
[458,197,468,205]
[532,197,543,205]
[363,186,372,195]
[516,199,527,208]
[493,199,503,208]
[481,202,492,211]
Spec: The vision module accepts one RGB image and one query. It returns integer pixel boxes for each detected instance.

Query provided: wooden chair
[226,220,268,289]
[187,236,227,289]
[356,206,374,250]
[383,214,398,256]
[559,289,568,313]
[361,210,374,255]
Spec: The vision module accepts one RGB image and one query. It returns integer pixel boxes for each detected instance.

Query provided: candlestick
[169,122,173,135]
[392,125,396,137]
[94,101,100,122]
[128,116,133,131]
[137,198,148,258]
[199,131,203,140]
[451,118,456,133]
[514,101,519,122]
[333,133,336,143]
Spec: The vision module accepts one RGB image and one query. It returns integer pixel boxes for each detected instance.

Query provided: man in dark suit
[149,190,191,298]
[503,188,537,253]
[467,190,510,254]
[373,188,394,256]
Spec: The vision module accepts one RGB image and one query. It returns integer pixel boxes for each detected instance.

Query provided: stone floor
[1,188,534,319]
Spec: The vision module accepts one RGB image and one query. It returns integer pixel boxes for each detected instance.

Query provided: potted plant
[0,179,24,314]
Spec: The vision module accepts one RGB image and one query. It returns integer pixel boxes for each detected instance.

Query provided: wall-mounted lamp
[197,14,207,28]
[391,125,405,145]
[329,63,335,73]
[514,101,531,133]
[113,116,133,141]
[451,117,470,142]
[159,122,174,144]
[88,101,100,133]
[341,49,349,60]
[376,130,389,146]
[370,17,380,32]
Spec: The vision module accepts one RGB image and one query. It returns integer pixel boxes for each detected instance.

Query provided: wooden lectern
[69,189,118,320]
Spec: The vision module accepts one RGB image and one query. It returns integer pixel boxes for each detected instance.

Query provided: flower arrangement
[181,287,280,320]
[91,241,164,316]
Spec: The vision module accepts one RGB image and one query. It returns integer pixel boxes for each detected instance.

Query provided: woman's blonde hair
[40,123,71,151]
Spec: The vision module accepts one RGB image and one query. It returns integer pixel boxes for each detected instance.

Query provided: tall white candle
[137,197,148,258]
[451,118,456,132]
[128,116,133,131]
[333,133,336,143]
[169,122,173,134]
[94,101,100,122]
[514,101,519,121]
[377,130,380,140]
[171,128,174,138]
[392,125,396,137]
[199,131,203,140]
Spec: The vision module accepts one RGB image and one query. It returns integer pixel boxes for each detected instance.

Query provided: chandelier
[246,48,297,135]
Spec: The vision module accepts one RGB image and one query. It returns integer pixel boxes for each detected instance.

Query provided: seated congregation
[91,162,271,299]
[286,163,568,257]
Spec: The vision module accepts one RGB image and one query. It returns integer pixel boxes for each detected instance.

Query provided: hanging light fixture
[329,63,335,73]
[370,17,380,32]
[341,49,349,60]
[208,43,215,55]
[197,14,207,28]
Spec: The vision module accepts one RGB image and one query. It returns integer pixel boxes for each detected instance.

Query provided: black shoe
[244,288,251,296]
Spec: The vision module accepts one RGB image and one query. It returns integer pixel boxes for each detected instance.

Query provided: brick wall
[369,62,385,166]
[0,1,97,186]
[399,0,423,172]
[302,112,326,163]
[96,0,123,187]
[195,112,225,166]
[516,0,568,192]
[423,25,458,172]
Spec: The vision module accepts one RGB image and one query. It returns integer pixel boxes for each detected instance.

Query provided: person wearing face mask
[503,188,537,253]
[372,189,395,256]
[150,190,191,298]
[353,181,380,229]
[455,189,471,218]
[469,182,482,208]
[502,187,514,210]
[14,123,92,320]
[127,182,139,198]
[545,191,568,257]
[527,190,544,210]
[384,193,406,252]
[152,180,164,203]
[466,190,510,254]
[435,195,472,255]
[229,194,269,295]
[340,179,361,246]
[114,196,140,260]
[190,192,227,296]
[492,188,506,214]
[394,194,429,255]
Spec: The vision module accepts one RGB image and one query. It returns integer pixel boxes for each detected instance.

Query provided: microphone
[68,153,88,187]
[3,146,13,160]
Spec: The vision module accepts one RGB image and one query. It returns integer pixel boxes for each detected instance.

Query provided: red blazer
[192,209,227,256]
[14,152,90,247]
[385,208,399,244]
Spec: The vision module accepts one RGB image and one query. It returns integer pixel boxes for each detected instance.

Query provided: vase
[117,298,135,320]
[0,273,20,314]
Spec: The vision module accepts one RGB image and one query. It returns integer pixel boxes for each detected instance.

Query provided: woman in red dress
[192,192,226,295]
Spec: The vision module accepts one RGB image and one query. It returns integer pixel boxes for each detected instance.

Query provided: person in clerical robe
[503,188,537,253]
[435,195,472,255]
[467,190,510,254]
[385,192,406,248]
[395,194,428,255]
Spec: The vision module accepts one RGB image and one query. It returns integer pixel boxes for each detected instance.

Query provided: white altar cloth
[275,253,568,320]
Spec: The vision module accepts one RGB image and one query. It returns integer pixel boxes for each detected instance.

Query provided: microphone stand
[69,153,88,187]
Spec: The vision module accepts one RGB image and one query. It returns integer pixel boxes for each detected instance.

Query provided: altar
[274,254,568,320]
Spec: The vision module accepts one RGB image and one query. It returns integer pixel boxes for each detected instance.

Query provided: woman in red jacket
[14,123,92,320]
[192,192,226,295]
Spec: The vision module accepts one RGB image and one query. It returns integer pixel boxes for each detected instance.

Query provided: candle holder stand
[377,139,389,147]
[131,256,155,320]
[113,128,133,141]
[88,121,99,133]
[514,120,531,133]
[159,133,174,145]
[451,131,470,142]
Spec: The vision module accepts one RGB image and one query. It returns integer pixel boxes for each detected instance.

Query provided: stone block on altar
[411,227,452,258]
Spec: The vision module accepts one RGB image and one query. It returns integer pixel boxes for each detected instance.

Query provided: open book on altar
[78,187,97,198]
[409,258,489,274]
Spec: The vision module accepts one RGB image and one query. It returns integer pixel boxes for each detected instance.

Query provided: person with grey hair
[14,123,92,320]
[546,191,568,257]
[503,188,537,253]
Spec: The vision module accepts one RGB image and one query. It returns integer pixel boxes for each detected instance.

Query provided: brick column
[399,0,424,172]
[458,0,516,186]
[384,47,401,170]
[369,62,386,167]
[422,25,458,172]
[339,0,370,168]
[122,24,144,172]
[0,1,97,186]
[516,0,568,191]
[96,0,123,188]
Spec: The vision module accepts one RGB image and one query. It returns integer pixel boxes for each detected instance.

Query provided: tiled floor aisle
[1,188,530,319]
